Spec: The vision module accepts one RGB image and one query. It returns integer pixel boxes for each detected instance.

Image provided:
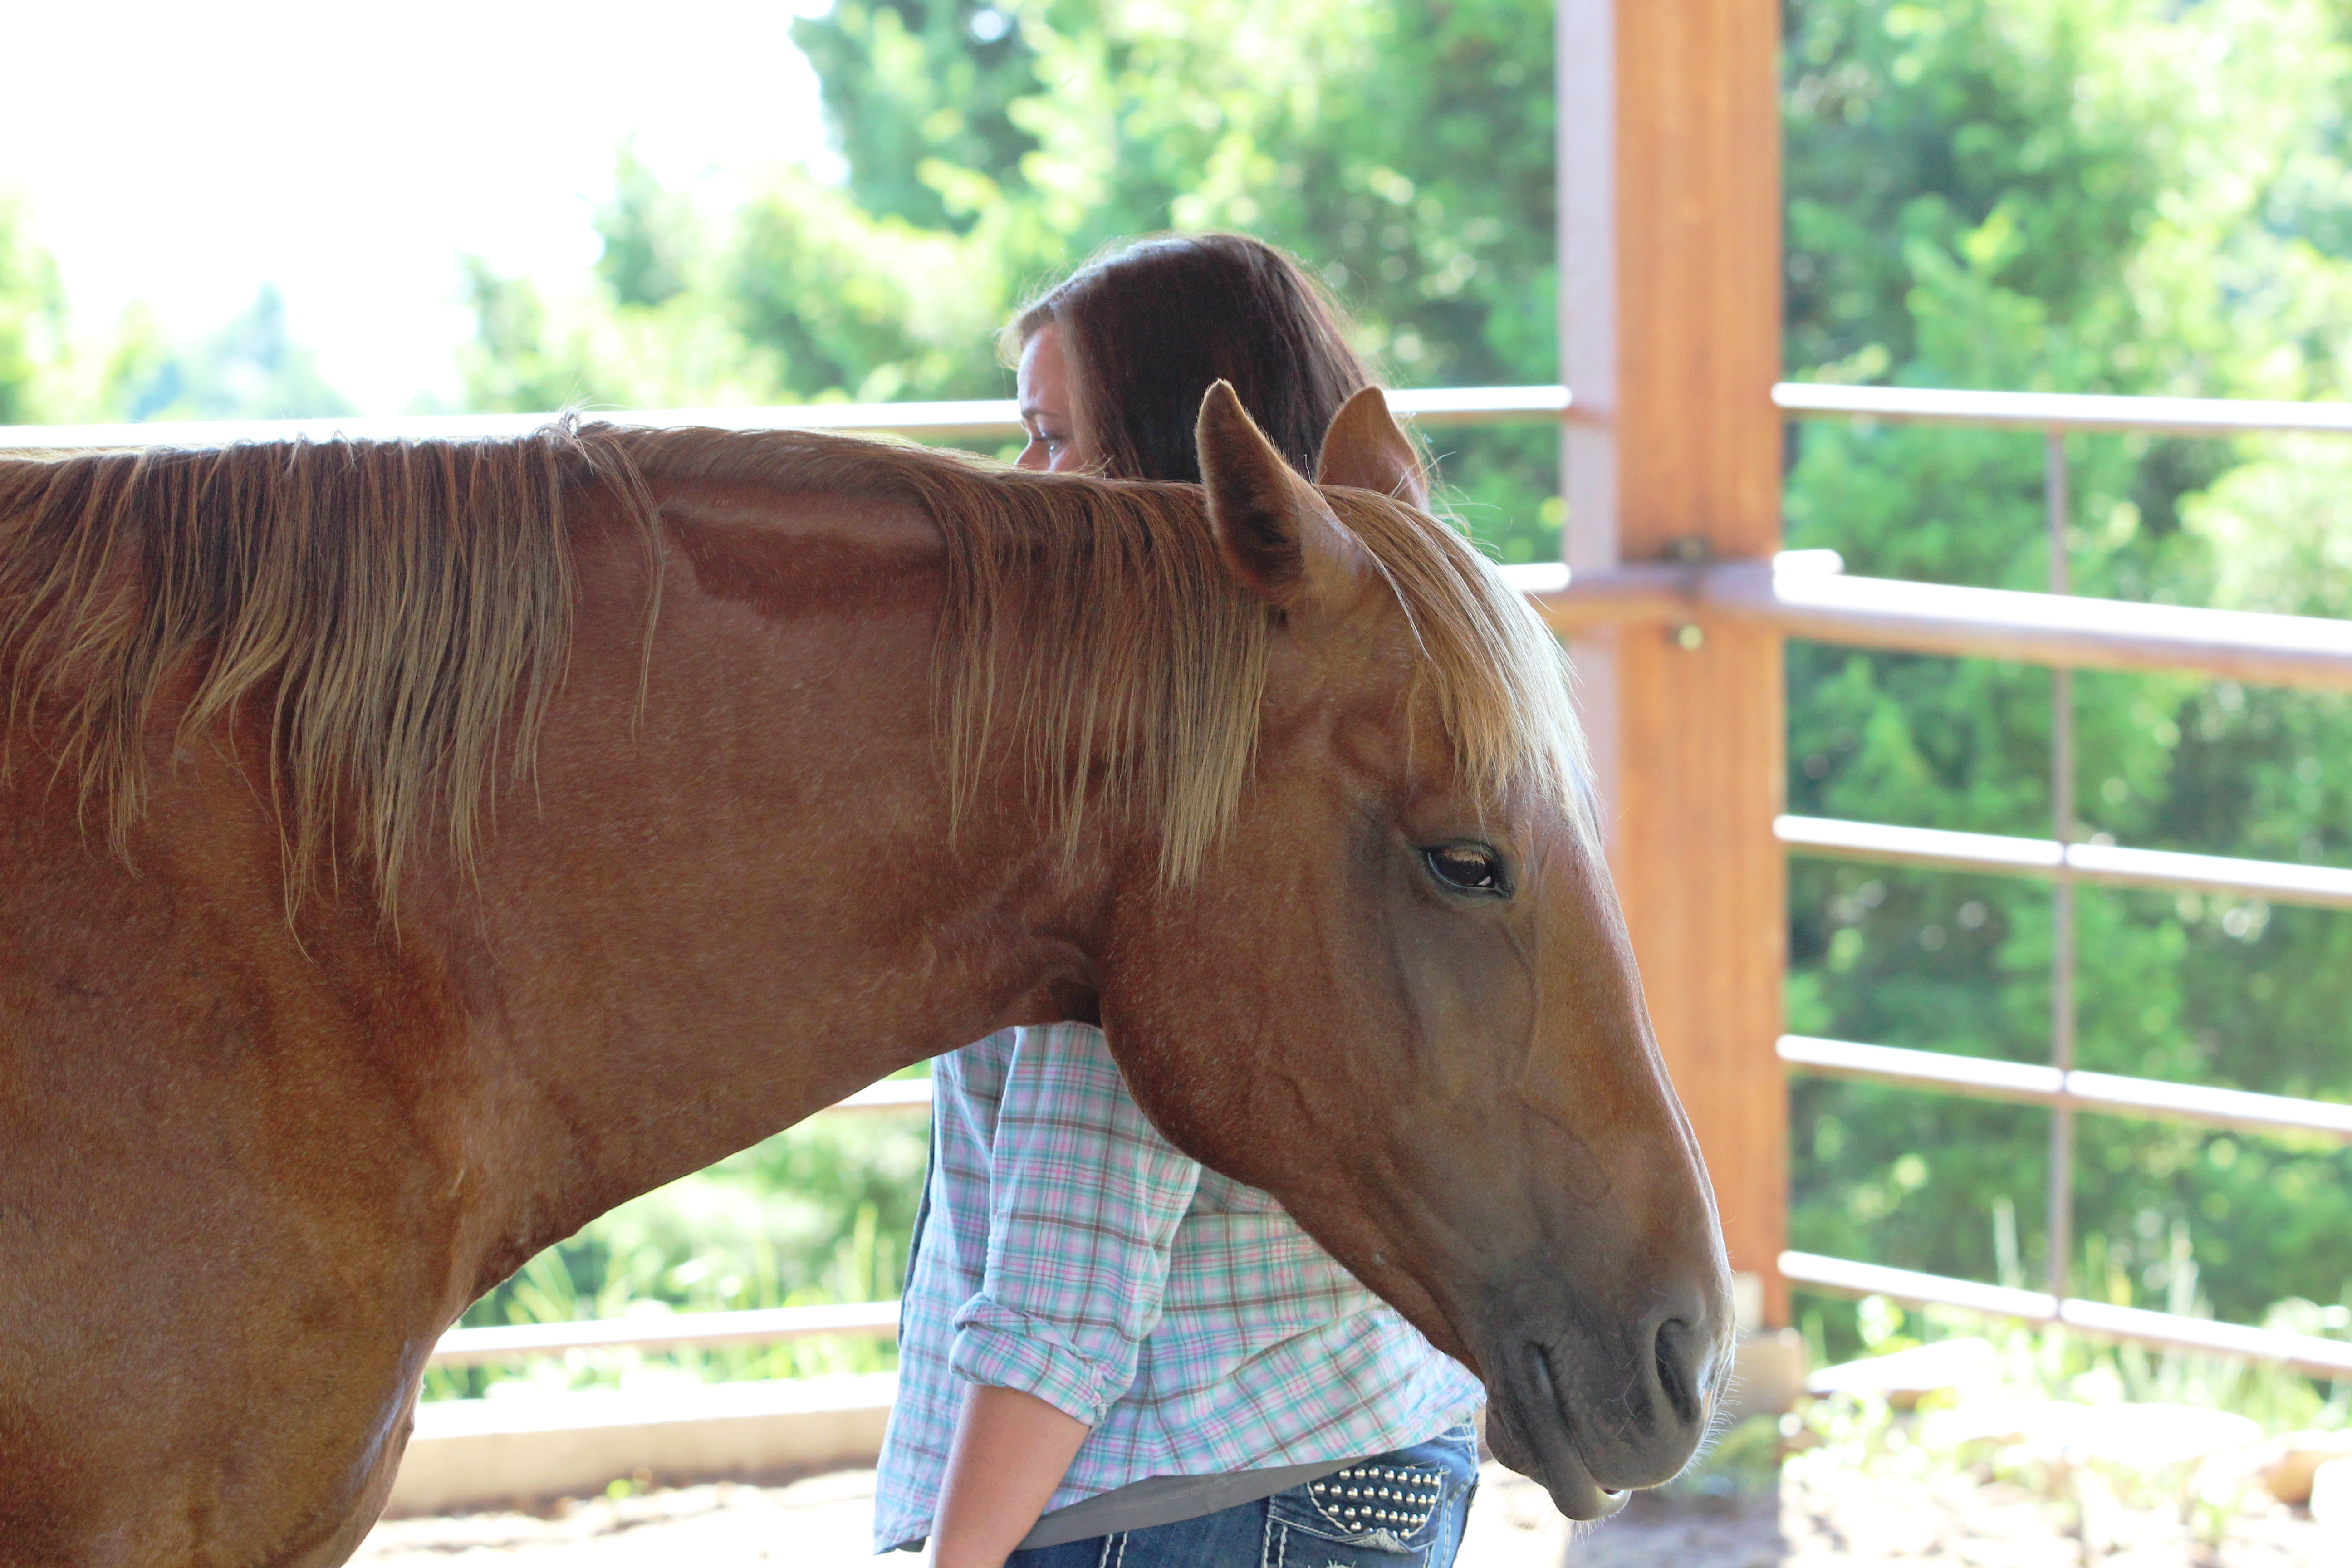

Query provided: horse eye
[1424,843,1506,895]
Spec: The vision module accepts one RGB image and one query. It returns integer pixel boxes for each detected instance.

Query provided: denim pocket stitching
[1268,1518,1428,1566]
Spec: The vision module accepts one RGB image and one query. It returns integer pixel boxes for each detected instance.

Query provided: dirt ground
[354,1465,1571,1567]
[1565,1463,2331,1567]
[353,1461,2334,1566]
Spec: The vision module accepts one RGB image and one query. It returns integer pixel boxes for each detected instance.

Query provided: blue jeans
[1007,1425,1480,1568]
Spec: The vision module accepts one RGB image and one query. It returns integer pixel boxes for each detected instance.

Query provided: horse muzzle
[1476,1288,1730,1519]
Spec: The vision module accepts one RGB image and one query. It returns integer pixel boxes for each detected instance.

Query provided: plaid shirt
[871,1023,1483,1552]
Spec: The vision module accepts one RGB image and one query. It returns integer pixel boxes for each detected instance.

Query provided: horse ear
[1314,386,1427,510]
[1196,381,1357,611]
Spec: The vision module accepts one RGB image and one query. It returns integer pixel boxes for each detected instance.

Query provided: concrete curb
[387,1373,897,1516]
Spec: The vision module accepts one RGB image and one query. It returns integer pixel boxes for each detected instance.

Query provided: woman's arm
[929,1024,1203,1563]
[926,1383,1092,1568]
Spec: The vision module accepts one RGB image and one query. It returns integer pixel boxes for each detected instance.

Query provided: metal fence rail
[1773,381,2352,437]
[430,1301,900,1367]
[1532,561,2352,691]
[427,1088,930,1370]
[0,385,1574,455]
[1771,386,2352,1376]
[20,379,2352,451]
[1776,814,2352,908]
[828,1079,935,1113]
[1778,1036,2352,1142]
[1778,1252,2352,1378]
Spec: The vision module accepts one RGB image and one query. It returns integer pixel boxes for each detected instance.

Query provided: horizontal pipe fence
[1761,385,2352,1377]
[15,387,2344,1381]
[21,378,2352,450]
[0,383,1573,456]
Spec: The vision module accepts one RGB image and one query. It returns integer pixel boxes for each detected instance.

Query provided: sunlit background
[0,0,832,413]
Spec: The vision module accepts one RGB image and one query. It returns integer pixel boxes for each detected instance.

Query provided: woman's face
[1015,323,1088,473]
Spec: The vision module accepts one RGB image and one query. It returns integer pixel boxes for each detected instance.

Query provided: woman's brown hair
[1008,233,1374,484]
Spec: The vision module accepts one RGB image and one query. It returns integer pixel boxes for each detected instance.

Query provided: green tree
[456,259,598,413]
[117,284,353,423]
[465,0,1568,550]
[793,0,1044,235]
[1781,0,2352,1349]
[790,0,1565,552]
[596,145,697,310]
[0,196,66,424]
[0,203,355,427]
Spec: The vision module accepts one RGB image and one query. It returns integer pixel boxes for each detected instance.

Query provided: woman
[1003,232,1375,483]
[872,233,1482,1568]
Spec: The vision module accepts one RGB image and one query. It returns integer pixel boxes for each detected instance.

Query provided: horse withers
[0,385,1730,1564]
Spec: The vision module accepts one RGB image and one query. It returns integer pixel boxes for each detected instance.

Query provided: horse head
[1096,383,1733,1518]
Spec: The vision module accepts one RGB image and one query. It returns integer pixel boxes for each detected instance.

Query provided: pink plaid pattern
[872,1024,1481,1552]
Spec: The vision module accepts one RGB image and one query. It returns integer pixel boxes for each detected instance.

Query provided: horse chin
[1483,1350,1632,1523]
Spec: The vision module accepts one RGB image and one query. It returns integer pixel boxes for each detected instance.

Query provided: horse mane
[616,425,1591,879]
[0,422,646,908]
[0,420,1585,907]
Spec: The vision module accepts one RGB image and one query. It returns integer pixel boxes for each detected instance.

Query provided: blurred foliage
[0,259,350,426]
[1661,1412,1789,1507]
[1665,1295,2346,1536]
[1782,0,2352,1350]
[793,1,1040,235]
[110,285,353,424]
[0,196,65,425]
[453,0,1568,558]
[1793,1298,2346,1489]
[422,1098,930,1401]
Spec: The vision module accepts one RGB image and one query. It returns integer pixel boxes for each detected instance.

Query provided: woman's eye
[1424,843,1506,895]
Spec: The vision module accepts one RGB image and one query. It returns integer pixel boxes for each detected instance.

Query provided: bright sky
[1,0,834,414]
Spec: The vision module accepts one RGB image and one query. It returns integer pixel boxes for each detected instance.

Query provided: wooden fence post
[1557,0,1788,1323]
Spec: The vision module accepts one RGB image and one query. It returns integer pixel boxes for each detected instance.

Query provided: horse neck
[448,486,1121,1262]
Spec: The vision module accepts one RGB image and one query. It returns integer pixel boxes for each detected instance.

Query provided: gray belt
[1016,1456,1362,1549]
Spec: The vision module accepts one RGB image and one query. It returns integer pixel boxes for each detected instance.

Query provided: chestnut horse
[0,386,1729,1566]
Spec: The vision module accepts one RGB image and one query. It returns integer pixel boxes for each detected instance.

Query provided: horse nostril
[1651,1317,1703,1427]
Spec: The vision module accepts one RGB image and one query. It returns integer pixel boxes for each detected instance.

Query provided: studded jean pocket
[1301,1461,1447,1541]
[1261,1425,1478,1565]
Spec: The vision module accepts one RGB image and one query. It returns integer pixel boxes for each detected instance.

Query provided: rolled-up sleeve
[947,1022,1203,1425]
